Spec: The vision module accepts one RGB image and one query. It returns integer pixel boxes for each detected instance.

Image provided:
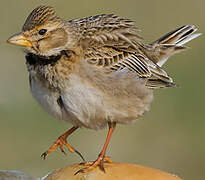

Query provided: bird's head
[7,6,77,57]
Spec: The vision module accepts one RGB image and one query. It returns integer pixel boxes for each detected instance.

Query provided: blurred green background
[0,0,204,179]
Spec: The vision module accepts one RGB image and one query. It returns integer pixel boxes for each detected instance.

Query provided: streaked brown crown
[22,5,61,31]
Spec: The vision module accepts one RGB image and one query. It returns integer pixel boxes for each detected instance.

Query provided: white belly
[29,72,153,130]
[60,75,109,129]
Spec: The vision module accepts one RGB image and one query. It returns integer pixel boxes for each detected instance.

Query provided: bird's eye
[38,29,47,35]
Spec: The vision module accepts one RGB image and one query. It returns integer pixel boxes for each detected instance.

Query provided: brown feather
[22,6,61,31]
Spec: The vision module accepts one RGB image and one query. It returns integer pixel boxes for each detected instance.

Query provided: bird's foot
[41,134,84,161]
[75,155,112,175]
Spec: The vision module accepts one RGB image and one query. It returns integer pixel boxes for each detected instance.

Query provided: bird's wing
[84,46,174,87]
[70,14,142,50]
[72,14,174,87]
[85,46,152,78]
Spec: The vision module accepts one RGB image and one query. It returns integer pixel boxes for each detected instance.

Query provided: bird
[7,5,201,173]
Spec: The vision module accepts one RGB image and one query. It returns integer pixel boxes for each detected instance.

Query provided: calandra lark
[7,5,201,173]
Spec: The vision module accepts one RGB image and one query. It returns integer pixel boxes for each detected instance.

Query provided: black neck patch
[25,53,62,66]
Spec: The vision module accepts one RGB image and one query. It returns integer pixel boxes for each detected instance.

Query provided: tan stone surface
[0,170,38,180]
[44,162,183,180]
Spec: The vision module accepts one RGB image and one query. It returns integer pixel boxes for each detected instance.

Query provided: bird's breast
[29,73,63,121]
[27,58,154,130]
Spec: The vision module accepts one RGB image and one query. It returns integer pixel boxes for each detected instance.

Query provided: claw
[99,161,105,172]
[74,149,85,161]
[74,168,86,175]
[61,149,67,155]
[41,151,48,160]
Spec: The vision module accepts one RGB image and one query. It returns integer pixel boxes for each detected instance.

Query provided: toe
[104,156,112,163]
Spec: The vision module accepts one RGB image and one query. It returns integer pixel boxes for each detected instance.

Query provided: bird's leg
[75,122,116,174]
[41,126,84,161]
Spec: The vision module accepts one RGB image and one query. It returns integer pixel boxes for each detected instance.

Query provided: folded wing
[72,14,199,88]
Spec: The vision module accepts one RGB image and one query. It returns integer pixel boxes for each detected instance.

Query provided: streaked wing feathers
[74,14,174,88]
[111,54,151,77]
[71,14,142,49]
[85,47,151,77]
[85,46,173,87]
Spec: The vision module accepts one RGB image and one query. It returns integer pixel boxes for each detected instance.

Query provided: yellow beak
[7,33,32,47]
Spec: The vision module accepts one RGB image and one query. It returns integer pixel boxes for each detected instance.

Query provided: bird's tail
[150,25,201,67]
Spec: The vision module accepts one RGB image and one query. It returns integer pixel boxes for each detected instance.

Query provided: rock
[43,162,182,180]
[0,170,38,180]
